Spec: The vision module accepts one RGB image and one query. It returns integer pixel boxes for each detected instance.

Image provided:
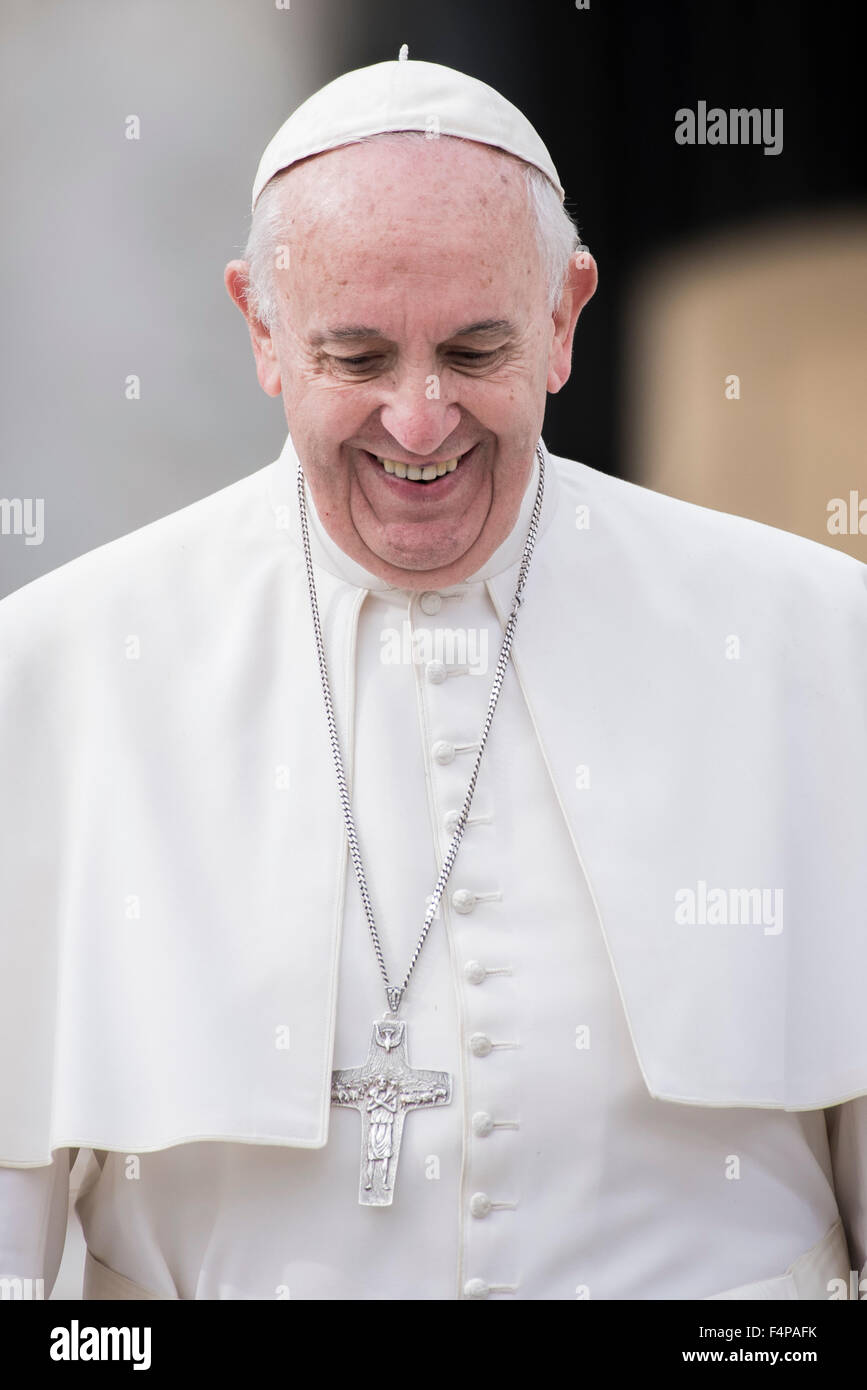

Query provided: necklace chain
[297,444,546,1015]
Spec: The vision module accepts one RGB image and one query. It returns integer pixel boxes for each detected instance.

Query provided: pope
[1,53,866,1301]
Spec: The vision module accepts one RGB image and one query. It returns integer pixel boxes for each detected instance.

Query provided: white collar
[269,430,560,596]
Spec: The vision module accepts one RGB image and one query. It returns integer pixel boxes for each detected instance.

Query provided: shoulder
[549,451,867,621]
[0,464,274,663]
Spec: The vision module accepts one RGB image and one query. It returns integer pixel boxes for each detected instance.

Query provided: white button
[469,1032,493,1057]
[452,888,476,914]
[472,1111,494,1137]
[463,1278,490,1299]
[420,591,442,615]
[463,960,487,985]
[444,809,461,833]
[432,740,455,765]
[426,660,447,684]
[470,1192,493,1219]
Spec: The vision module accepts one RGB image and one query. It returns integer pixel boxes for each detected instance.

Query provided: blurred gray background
[0,0,351,595]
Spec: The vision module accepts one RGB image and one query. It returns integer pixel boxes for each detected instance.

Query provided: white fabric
[704,1220,851,1301]
[4,1098,864,1299]
[1,436,867,1298]
[68,559,846,1298]
[78,1220,855,1302]
[65,548,858,1299]
[250,57,565,210]
[1,436,867,1172]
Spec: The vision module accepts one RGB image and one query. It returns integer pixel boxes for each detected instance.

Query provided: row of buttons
[413,589,520,1300]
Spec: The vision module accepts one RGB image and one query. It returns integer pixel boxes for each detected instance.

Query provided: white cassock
[1,434,866,1301]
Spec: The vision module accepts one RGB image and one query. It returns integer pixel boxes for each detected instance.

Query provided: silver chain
[296,443,545,1016]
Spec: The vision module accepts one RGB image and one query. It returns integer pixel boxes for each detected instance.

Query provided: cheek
[282,367,371,436]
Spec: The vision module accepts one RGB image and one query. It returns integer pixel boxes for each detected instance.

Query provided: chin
[380,552,466,578]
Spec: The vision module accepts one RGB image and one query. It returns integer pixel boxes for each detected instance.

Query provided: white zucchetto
[251,51,564,210]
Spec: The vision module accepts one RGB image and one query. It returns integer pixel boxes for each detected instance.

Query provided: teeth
[376,455,461,481]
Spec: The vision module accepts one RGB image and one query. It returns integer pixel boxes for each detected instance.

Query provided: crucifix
[331,1017,451,1206]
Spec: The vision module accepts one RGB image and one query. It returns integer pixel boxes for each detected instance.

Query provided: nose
[379,375,462,459]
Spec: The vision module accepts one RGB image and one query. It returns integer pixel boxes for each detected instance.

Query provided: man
[1,55,866,1301]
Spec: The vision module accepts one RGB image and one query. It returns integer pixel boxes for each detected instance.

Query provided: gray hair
[241,130,581,329]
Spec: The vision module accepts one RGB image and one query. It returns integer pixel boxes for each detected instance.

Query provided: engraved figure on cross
[331,1017,451,1206]
[364,1075,399,1191]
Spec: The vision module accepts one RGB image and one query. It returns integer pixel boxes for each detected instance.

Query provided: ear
[546,251,598,394]
[224,260,282,398]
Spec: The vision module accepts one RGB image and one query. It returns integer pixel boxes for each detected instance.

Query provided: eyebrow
[449,319,515,339]
[309,325,381,344]
[309,318,516,347]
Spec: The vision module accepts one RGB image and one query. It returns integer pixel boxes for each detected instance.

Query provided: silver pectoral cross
[331,1017,451,1206]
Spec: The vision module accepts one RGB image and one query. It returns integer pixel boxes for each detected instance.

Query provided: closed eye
[326,347,504,374]
[334,354,383,370]
[449,349,498,362]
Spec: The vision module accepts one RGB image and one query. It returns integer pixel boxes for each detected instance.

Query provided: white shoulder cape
[1,435,866,1165]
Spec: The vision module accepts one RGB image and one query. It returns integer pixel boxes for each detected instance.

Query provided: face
[226,137,596,589]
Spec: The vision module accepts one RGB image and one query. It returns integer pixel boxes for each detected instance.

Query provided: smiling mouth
[367,446,473,483]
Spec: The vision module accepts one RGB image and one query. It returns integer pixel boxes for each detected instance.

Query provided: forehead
[284,134,530,223]
[277,138,540,324]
